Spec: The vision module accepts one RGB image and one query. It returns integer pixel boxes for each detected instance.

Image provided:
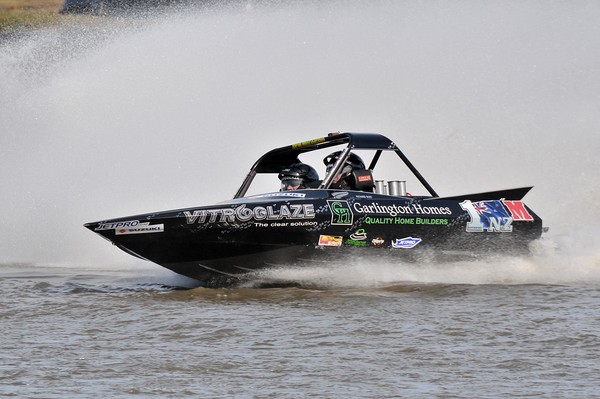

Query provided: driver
[278,163,320,191]
[323,151,366,190]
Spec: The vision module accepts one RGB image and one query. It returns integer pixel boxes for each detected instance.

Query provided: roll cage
[233,132,438,199]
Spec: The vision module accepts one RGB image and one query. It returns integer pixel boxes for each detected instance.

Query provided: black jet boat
[85,132,545,286]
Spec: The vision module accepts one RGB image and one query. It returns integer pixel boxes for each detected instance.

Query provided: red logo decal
[502,200,534,221]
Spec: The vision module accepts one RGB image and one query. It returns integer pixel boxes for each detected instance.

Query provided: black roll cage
[233,132,438,199]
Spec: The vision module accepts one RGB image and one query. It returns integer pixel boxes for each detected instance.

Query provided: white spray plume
[1,1,599,284]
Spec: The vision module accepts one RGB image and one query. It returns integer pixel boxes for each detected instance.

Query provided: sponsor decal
[292,137,326,149]
[357,175,372,183]
[319,235,343,247]
[460,199,534,233]
[331,191,349,199]
[95,220,141,231]
[349,229,367,241]
[327,200,354,225]
[391,237,422,249]
[345,229,368,247]
[364,217,449,225]
[254,221,318,228]
[184,204,315,224]
[115,223,164,235]
[353,202,452,217]
[502,200,534,221]
[371,236,385,247]
[250,192,306,198]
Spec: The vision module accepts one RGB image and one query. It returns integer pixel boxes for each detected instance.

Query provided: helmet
[323,151,366,189]
[278,163,320,191]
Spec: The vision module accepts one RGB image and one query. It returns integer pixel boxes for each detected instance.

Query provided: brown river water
[2,259,599,398]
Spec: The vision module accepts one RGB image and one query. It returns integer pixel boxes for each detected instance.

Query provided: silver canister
[375,180,387,195]
[388,180,407,196]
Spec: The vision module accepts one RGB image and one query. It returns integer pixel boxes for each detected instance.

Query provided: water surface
[2,263,599,398]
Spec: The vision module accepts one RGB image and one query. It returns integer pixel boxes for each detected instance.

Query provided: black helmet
[323,151,365,189]
[323,151,366,171]
[278,163,320,191]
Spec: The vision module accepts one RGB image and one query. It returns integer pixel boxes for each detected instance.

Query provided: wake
[244,236,600,289]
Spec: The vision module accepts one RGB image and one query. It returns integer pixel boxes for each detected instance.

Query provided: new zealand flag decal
[460,200,513,232]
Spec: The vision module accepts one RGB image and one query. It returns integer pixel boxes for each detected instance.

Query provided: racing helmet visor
[280,177,304,191]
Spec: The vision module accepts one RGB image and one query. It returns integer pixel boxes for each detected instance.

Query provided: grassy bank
[0,0,63,34]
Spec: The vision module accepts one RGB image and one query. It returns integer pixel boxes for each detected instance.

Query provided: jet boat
[85,132,545,286]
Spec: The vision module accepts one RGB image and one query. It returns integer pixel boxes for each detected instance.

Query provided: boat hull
[85,188,544,286]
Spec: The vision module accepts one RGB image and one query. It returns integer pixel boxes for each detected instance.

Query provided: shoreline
[0,0,63,36]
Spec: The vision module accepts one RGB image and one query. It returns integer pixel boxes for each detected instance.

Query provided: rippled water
[2,262,599,398]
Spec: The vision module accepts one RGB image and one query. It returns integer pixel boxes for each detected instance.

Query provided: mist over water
[1,1,599,285]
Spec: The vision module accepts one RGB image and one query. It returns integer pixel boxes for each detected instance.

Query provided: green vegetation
[0,0,63,35]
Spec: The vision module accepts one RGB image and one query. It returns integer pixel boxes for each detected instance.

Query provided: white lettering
[184,210,201,224]
[184,204,316,224]
[460,200,485,232]
[95,220,141,230]
[353,202,450,217]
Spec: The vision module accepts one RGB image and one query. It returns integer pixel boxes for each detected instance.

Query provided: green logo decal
[327,200,354,225]
[345,229,368,246]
